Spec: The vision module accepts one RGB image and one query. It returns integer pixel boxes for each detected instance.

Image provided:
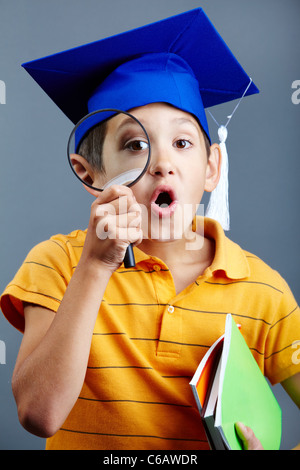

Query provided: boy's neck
[139,232,215,294]
[139,231,215,271]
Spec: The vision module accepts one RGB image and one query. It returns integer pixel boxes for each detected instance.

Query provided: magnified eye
[126,140,149,151]
[174,139,192,149]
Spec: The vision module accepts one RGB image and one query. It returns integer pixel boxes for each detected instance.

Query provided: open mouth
[154,191,173,208]
[150,186,178,217]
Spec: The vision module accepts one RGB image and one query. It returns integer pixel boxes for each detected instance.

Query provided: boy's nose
[148,149,175,177]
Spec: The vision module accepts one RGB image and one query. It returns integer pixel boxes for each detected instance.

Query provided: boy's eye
[125,140,149,151]
[174,139,192,149]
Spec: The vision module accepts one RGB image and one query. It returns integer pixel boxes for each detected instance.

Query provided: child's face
[95,102,220,242]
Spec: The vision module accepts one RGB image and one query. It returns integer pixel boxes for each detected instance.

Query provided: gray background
[0,0,299,450]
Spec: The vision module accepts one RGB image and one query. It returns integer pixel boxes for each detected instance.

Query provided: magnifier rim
[67,108,151,192]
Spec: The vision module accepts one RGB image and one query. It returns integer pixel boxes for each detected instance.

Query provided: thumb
[235,422,264,450]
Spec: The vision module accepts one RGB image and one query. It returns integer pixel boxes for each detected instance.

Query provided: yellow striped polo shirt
[1,218,299,450]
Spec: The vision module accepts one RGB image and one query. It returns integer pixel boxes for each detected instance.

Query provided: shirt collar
[203,217,250,280]
[132,217,250,280]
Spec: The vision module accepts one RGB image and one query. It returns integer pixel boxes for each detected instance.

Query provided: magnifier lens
[67,109,151,268]
[68,109,150,192]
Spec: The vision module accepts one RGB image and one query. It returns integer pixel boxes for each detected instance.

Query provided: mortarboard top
[21,8,259,143]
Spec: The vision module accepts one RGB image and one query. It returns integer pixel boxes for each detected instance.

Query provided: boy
[1,9,299,450]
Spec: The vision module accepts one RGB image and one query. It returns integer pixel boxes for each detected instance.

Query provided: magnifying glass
[67,109,151,268]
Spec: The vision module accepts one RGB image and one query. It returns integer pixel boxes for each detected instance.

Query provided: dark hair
[77,121,108,172]
[199,124,211,159]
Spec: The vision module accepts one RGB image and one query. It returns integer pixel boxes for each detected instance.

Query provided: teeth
[155,191,173,207]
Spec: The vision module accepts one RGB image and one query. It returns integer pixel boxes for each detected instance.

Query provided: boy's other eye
[174,139,192,149]
[125,140,149,151]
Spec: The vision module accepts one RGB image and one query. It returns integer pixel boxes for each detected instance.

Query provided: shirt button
[153,264,161,271]
[168,305,175,314]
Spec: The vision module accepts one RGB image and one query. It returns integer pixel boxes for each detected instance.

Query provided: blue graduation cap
[22,8,258,139]
[22,8,259,230]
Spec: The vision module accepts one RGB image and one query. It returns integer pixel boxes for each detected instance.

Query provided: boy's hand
[81,185,143,272]
[235,422,264,450]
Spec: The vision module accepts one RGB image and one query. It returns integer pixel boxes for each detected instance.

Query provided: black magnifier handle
[124,244,135,268]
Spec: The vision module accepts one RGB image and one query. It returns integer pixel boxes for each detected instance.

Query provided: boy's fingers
[235,422,264,450]
[94,184,135,205]
[95,211,142,241]
[95,198,140,218]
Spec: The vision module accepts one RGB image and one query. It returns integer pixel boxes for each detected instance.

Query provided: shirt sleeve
[264,275,300,384]
[0,235,74,333]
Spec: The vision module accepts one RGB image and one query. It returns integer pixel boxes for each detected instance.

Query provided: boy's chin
[143,222,195,243]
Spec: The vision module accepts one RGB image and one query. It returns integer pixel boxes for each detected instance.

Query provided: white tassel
[205,125,230,231]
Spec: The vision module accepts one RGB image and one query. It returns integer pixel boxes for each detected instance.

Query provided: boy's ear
[69,154,100,197]
[204,143,222,193]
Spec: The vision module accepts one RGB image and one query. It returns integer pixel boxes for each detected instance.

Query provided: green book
[189,314,282,450]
